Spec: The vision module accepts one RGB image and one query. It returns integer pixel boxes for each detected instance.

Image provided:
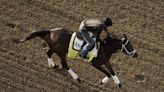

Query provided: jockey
[79,18,113,58]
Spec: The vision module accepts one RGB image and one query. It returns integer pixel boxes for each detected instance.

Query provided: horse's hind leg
[47,49,55,68]
[105,63,121,87]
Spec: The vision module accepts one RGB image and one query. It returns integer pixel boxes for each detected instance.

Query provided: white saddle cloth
[73,36,99,57]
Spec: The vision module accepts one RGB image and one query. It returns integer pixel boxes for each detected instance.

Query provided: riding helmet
[104,18,112,27]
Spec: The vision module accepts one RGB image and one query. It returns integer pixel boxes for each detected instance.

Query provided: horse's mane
[101,33,121,45]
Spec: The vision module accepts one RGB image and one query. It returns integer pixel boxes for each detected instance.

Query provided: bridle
[121,38,136,57]
[105,32,136,57]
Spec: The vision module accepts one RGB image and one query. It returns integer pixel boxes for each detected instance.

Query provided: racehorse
[13,27,138,87]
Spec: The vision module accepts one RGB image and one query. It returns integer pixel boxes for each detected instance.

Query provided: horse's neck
[102,38,122,53]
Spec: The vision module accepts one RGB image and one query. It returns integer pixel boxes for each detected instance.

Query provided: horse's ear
[124,34,127,39]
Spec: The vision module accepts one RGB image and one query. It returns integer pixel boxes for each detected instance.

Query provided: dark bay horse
[13,27,138,87]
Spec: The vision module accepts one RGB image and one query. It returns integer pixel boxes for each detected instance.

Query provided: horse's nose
[133,52,138,58]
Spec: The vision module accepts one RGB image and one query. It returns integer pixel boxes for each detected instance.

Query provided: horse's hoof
[77,78,81,83]
[48,64,57,69]
[52,65,59,69]
[118,84,122,88]
[12,38,21,43]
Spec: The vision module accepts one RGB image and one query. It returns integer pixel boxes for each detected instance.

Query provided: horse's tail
[13,29,50,43]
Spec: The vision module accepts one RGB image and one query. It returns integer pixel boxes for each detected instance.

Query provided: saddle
[68,32,100,62]
[74,32,98,50]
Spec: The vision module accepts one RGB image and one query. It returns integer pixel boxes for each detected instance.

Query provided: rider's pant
[80,30,94,57]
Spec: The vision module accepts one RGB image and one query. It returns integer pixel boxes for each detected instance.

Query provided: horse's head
[121,34,138,58]
[101,33,138,58]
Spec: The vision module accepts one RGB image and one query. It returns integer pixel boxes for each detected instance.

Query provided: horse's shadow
[51,65,70,77]
[50,66,129,92]
[50,66,98,91]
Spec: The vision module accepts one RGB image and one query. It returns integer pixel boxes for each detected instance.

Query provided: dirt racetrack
[0,0,164,92]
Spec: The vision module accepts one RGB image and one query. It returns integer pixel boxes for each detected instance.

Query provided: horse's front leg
[105,63,121,88]
[47,49,55,68]
[91,62,111,84]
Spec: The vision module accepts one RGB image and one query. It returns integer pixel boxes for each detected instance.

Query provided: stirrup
[79,53,86,58]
